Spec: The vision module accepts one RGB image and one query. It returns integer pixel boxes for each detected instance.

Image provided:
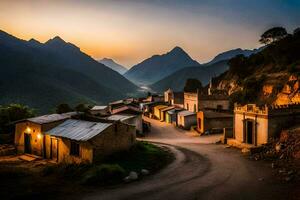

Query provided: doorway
[24,133,32,154]
[246,120,253,144]
[50,138,59,162]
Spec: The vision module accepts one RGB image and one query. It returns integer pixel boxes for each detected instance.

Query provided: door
[246,121,253,144]
[24,133,32,154]
[51,138,59,162]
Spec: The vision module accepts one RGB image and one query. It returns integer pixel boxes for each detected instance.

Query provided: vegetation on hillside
[218,27,300,106]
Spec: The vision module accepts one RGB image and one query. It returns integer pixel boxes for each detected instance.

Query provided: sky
[0,0,300,68]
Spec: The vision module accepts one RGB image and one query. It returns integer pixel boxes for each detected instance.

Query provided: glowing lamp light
[37,133,42,139]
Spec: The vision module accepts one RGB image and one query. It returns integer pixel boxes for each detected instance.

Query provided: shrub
[82,164,126,185]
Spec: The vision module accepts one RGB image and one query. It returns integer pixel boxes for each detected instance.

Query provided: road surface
[84,117,298,200]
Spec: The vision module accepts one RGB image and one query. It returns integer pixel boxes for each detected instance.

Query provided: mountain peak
[170,46,185,53]
[45,36,66,45]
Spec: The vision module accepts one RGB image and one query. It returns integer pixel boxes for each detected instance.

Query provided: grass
[41,141,174,186]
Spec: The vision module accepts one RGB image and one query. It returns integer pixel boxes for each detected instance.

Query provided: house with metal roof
[101,114,143,135]
[15,114,136,164]
[153,105,168,120]
[166,108,184,125]
[177,110,197,129]
[14,113,78,156]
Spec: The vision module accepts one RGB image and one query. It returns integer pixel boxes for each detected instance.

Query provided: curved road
[84,117,297,200]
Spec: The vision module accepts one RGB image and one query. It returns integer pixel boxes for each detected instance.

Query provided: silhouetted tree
[184,79,203,92]
[56,103,73,114]
[259,27,288,44]
[0,104,35,133]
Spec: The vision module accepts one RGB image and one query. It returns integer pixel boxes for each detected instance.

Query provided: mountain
[150,60,229,92]
[124,46,200,85]
[0,30,139,113]
[204,48,263,66]
[98,58,127,74]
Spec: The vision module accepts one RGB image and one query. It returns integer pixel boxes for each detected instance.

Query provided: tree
[75,103,89,113]
[294,27,300,36]
[184,79,203,93]
[56,103,73,114]
[259,27,288,44]
[0,104,35,133]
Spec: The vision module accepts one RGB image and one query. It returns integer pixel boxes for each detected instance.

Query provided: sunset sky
[0,0,299,67]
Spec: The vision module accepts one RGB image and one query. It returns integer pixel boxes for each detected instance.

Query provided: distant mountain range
[124,46,200,85]
[0,30,138,113]
[203,47,263,66]
[98,58,127,74]
[150,47,263,92]
[150,60,228,92]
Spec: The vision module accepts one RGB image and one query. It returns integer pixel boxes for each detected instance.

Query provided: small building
[164,88,184,108]
[197,110,233,134]
[153,105,168,120]
[160,106,175,122]
[145,94,164,103]
[177,110,197,129]
[15,116,136,163]
[89,106,109,116]
[103,114,143,135]
[166,108,183,125]
[14,113,77,156]
[184,91,229,113]
[228,104,300,148]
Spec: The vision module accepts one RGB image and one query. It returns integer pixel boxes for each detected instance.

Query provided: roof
[154,105,168,110]
[202,110,233,118]
[198,94,228,100]
[177,110,196,117]
[105,114,135,121]
[161,106,175,112]
[46,119,112,141]
[91,106,108,111]
[27,112,77,125]
[167,108,183,115]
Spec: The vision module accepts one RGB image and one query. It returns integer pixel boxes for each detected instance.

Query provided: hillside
[214,32,300,106]
[0,30,139,113]
[98,58,128,74]
[124,46,200,85]
[150,60,229,92]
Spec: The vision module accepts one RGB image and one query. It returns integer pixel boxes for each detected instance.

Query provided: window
[70,141,80,156]
[194,104,196,112]
[186,104,189,110]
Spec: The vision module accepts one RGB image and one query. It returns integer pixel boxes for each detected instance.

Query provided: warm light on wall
[26,127,31,133]
[37,133,42,139]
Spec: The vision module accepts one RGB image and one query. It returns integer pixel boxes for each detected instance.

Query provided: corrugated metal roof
[161,106,175,112]
[106,114,135,121]
[46,119,112,141]
[167,108,183,115]
[178,110,196,117]
[27,112,77,125]
[91,106,108,110]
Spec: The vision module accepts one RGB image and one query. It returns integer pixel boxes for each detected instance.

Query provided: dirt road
[84,117,298,200]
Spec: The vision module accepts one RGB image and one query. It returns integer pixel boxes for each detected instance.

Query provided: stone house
[197,110,233,134]
[164,89,184,108]
[228,104,300,148]
[184,91,229,113]
[14,113,76,156]
[15,114,135,163]
[177,110,197,129]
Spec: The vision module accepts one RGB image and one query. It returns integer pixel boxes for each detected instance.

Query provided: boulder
[141,169,150,175]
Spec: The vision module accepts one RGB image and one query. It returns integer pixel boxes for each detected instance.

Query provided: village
[0,78,299,199]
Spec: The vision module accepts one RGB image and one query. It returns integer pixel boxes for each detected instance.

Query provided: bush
[82,164,126,185]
